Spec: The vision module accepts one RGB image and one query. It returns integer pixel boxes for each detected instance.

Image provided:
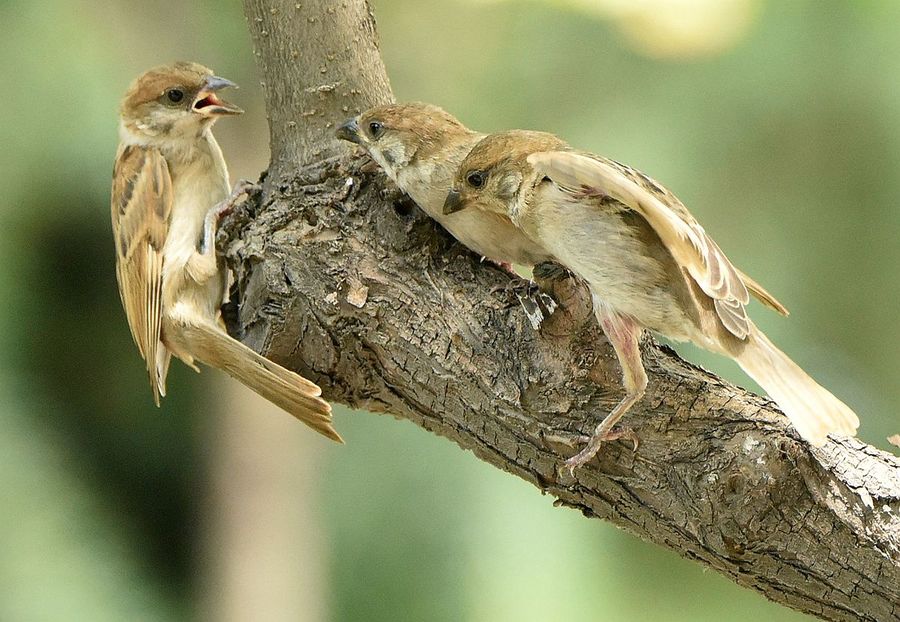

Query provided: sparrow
[335,103,552,268]
[444,130,859,471]
[111,62,341,442]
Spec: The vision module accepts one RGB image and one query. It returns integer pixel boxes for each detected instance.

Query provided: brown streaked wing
[528,150,753,339]
[612,161,789,316]
[622,163,788,318]
[111,143,172,404]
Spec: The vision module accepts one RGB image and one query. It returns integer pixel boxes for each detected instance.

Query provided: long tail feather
[735,326,858,445]
[180,322,342,443]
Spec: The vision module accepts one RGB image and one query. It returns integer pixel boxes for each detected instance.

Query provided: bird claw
[491,279,558,330]
[214,180,259,220]
[232,179,259,197]
[202,181,261,255]
[520,290,558,330]
[558,426,639,476]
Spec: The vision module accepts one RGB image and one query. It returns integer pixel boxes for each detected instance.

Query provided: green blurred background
[1,0,897,620]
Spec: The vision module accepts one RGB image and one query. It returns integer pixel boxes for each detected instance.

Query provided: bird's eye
[165,88,185,104]
[368,121,385,139]
[465,171,486,189]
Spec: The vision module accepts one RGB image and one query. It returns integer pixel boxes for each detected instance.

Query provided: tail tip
[794,419,859,448]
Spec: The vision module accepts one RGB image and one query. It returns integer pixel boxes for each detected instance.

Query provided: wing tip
[322,426,345,444]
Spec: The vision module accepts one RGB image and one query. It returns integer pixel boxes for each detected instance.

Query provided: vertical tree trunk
[243,0,393,166]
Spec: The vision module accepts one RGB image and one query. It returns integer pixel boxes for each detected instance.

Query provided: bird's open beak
[335,118,362,144]
[442,189,466,215]
[193,75,243,116]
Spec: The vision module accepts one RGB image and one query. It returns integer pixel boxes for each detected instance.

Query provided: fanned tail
[180,322,342,443]
[735,326,858,445]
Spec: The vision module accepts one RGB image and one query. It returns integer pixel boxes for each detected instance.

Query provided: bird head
[120,61,242,141]
[335,102,474,182]
[443,130,567,217]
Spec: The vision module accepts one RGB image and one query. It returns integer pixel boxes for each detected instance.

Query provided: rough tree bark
[243,0,392,165]
[231,1,900,620]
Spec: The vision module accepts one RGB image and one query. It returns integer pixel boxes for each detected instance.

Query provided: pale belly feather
[161,133,230,322]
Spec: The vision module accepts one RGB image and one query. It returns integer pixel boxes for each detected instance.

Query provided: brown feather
[176,321,342,442]
[111,144,172,404]
[737,326,858,444]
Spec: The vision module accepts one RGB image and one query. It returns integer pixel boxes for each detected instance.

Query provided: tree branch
[233,2,900,620]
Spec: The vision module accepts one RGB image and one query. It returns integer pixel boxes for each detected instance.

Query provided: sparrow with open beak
[111,62,340,442]
[335,103,552,268]
[445,130,858,471]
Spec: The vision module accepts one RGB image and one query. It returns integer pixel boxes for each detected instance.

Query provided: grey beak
[203,75,239,91]
[193,75,243,116]
[335,118,362,144]
[443,189,465,215]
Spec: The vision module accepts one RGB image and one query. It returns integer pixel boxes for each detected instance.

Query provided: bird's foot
[480,257,519,276]
[560,427,639,477]
[202,180,261,255]
[491,278,558,330]
[521,289,558,330]
[214,179,260,220]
